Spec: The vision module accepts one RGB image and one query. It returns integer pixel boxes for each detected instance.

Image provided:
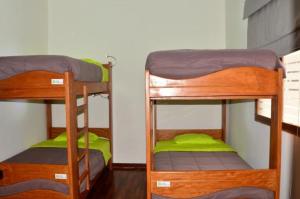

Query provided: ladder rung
[77,150,87,162]
[77,104,86,115]
[78,126,88,138]
[79,170,89,184]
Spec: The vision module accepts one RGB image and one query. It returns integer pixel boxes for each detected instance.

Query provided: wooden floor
[87,169,146,199]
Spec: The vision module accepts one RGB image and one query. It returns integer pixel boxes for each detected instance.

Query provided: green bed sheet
[32,137,111,165]
[154,139,235,153]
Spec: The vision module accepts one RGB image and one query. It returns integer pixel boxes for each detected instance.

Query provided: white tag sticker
[157,181,171,187]
[51,79,64,85]
[55,173,67,180]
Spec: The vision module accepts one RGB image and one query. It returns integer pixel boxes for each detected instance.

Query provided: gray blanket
[146,49,282,79]
[0,55,102,81]
[155,151,251,171]
[0,147,105,196]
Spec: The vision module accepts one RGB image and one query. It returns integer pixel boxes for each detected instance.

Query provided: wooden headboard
[49,127,111,140]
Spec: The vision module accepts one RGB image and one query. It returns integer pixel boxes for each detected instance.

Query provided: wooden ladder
[76,85,90,191]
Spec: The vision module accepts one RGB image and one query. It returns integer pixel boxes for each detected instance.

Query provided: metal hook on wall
[106,55,117,67]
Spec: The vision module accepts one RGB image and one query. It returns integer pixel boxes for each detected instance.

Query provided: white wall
[0,0,48,161]
[225,0,247,49]
[226,1,294,198]
[157,101,222,130]
[48,0,227,163]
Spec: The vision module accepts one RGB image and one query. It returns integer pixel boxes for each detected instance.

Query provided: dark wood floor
[87,169,146,199]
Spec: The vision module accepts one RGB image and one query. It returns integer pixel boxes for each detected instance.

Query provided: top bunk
[0,55,112,100]
[145,49,284,100]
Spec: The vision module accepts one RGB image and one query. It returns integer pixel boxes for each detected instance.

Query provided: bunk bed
[145,49,283,199]
[0,55,113,199]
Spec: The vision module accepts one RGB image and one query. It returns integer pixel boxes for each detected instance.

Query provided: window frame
[255,100,299,136]
[255,51,300,137]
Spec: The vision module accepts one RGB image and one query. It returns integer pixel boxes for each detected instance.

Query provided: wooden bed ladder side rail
[108,63,113,170]
[65,72,80,199]
[76,85,90,191]
[145,70,152,199]
[65,72,90,199]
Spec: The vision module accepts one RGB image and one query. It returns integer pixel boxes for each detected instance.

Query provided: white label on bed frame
[157,181,171,187]
[55,173,67,180]
[51,79,64,85]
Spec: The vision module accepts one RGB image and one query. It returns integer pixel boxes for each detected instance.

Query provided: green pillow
[53,132,99,143]
[78,132,99,143]
[174,133,217,144]
[81,58,109,82]
[53,132,67,142]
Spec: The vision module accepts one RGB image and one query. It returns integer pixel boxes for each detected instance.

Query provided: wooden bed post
[108,63,113,170]
[153,101,157,145]
[221,100,226,142]
[65,72,79,199]
[146,70,152,199]
[46,101,53,139]
[269,68,283,199]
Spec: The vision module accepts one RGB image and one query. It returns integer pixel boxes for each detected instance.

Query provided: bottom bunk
[0,132,111,199]
[150,133,277,199]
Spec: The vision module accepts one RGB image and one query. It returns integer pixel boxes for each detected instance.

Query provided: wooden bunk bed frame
[145,66,283,199]
[0,63,113,199]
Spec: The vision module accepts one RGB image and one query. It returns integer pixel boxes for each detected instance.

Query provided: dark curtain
[245,0,300,56]
[245,1,300,198]
[243,0,273,18]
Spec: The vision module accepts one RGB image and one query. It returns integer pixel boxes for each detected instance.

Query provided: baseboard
[112,163,146,170]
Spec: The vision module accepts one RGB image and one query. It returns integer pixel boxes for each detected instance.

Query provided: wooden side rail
[149,67,279,99]
[0,163,69,185]
[0,70,109,100]
[0,71,65,100]
[151,169,277,199]
[73,81,108,96]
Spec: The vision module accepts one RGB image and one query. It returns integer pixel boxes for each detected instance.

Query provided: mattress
[0,55,102,81]
[153,152,274,199]
[0,147,105,196]
[154,151,251,171]
[146,49,282,79]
